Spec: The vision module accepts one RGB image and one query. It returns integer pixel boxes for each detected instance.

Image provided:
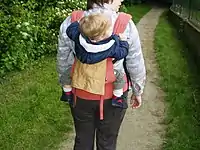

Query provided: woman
[57,0,146,149]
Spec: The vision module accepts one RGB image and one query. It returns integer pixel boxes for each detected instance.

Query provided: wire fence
[171,0,200,28]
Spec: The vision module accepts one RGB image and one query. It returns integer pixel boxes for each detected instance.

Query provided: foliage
[0,0,86,75]
[126,3,151,23]
[123,0,146,5]
[0,57,73,150]
[0,4,151,149]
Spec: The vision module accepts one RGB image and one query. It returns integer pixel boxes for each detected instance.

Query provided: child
[61,13,129,108]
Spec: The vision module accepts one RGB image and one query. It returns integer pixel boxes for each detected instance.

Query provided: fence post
[188,0,192,21]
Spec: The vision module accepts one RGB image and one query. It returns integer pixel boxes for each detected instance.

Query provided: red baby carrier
[70,10,132,119]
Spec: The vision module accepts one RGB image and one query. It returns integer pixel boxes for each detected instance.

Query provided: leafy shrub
[0,0,86,75]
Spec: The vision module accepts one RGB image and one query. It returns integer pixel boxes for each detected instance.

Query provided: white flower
[58,1,65,4]
[23,22,30,26]
[16,24,21,29]
[20,31,29,39]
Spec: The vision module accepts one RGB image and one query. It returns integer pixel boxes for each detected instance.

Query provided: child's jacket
[66,21,129,64]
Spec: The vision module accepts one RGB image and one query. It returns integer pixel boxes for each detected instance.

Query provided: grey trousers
[113,69,126,90]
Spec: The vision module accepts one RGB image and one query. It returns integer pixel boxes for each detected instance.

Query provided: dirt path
[59,6,166,150]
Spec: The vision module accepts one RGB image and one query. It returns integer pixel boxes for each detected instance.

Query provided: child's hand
[119,33,127,41]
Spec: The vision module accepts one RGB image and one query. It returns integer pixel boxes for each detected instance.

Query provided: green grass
[126,3,152,23]
[0,4,151,150]
[0,57,73,150]
[155,12,200,150]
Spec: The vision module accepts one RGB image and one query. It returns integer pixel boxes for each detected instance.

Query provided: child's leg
[113,69,126,97]
[60,67,73,103]
[60,67,72,87]
[112,69,127,109]
[63,85,72,92]
[113,89,123,97]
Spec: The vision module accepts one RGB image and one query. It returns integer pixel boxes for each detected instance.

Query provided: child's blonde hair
[79,13,111,40]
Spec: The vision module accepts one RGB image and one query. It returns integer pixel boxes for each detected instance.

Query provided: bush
[123,0,146,5]
[0,0,86,75]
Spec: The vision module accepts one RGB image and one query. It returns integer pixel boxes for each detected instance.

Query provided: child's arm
[111,35,129,60]
[66,21,80,41]
[77,36,129,64]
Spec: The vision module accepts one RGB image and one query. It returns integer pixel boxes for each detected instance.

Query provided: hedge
[0,0,86,76]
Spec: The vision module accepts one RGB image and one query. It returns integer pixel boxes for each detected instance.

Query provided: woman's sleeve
[57,16,75,86]
[125,20,146,96]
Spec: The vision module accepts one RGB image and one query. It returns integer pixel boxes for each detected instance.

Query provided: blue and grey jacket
[66,21,129,64]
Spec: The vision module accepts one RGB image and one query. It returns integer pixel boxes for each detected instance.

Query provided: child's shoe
[60,90,73,105]
[112,95,128,109]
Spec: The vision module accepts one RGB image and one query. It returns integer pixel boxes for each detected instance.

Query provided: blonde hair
[79,13,111,40]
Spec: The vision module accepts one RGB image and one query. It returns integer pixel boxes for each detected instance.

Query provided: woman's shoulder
[59,16,72,34]
[125,19,138,36]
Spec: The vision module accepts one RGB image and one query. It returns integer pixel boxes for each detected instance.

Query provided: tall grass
[126,3,152,23]
[155,12,200,150]
[0,57,73,150]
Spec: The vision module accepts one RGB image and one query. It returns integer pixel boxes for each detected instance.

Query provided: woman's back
[56,1,146,149]
[58,3,145,97]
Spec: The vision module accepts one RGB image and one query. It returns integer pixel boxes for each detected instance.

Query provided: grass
[0,57,73,150]
[155,11,200,150]
[126,3,152,23]
[0,3,151,150]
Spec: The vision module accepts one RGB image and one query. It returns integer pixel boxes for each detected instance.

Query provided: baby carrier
[70,10,132,120]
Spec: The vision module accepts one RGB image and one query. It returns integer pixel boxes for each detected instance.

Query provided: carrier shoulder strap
[113,12,132,35]
[71,10,84,22]
[112,12,132,65]
[113,12,132,87]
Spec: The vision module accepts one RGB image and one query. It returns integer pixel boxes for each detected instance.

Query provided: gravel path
[117,6,166,150]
